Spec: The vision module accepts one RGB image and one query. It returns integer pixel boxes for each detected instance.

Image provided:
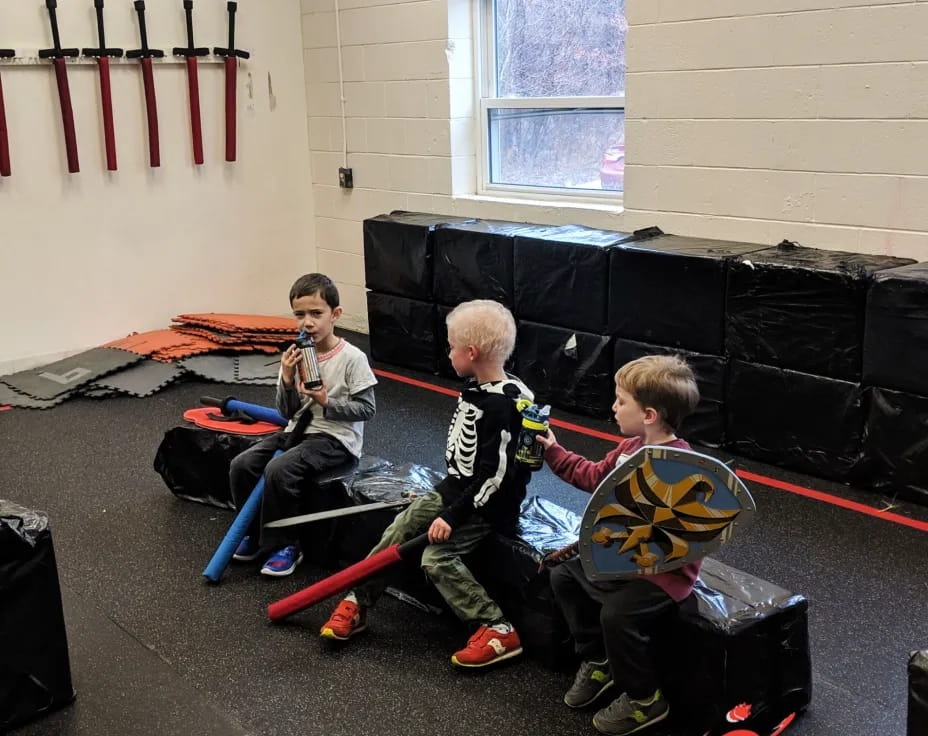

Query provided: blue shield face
[579,446,755,581]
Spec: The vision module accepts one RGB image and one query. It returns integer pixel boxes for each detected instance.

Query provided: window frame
[475,0,626,203]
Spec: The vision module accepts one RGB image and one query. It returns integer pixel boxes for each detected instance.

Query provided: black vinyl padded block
[727,241,914,381]
[433,220,545,308]
[515,321,615,418]
[609,235,766,354]
[863,263,928,396]
[363,212,475,300]
[727,360,864,482]
[0,502,75,732]
[514,225,638,334]
[366,292,439,374]
[859,387,928,507]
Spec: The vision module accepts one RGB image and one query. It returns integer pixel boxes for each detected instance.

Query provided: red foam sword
[39,0,79,174]
[214,2,250,163]
[0,48,13,178]
[127,0,164,168]
[172,0,208,165]
[82,0,122,171]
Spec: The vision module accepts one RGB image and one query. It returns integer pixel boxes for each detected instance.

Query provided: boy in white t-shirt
[229,273,377,577]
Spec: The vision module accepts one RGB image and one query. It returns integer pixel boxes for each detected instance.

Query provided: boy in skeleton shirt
[320,300,534,668]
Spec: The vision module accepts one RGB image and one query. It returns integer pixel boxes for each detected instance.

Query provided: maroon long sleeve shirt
[545,435,701,602]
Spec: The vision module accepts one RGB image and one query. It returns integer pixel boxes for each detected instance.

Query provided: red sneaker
[451,624,523,668]
[320,599,367,641]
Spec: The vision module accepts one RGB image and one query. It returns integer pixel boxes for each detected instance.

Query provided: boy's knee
[549,563,572,594]
[420,544,456,575]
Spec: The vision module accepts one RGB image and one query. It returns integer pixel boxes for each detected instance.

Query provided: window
[478,0,627,199]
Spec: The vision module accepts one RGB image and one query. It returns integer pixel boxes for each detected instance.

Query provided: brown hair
[615,355,699,432]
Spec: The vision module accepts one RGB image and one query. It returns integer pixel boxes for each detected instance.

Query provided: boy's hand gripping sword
[214,2,250,162]
[127,0,164,168]
[39,0,80,173]
[82,0,123,171]
[172,0,208,165]
[0,44,13,177]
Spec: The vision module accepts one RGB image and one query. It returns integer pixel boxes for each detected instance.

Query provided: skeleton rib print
[446,398,482,478]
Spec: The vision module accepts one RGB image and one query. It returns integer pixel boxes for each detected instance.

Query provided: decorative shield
[579,446,755,581]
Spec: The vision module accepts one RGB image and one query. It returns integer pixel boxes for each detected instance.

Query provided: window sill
[454,192,624,217]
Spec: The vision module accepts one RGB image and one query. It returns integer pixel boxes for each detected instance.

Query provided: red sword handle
[97,57,117,171]
[186,57,204,165]
[53,58,79,173]
[0,72,10,177]
[140,57,160,167]
[224,55,237,162]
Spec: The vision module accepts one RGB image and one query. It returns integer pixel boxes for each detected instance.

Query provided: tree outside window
[480,0,627,196]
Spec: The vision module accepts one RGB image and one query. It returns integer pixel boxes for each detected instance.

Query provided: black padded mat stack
[0,501,75,731]
[860,263,928,504]
[725,241,915,483]
[364,212,475,373]
[909,650,928,736]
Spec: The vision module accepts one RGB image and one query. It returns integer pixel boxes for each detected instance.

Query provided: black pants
[550,558,676,700]
[229,432,352,549]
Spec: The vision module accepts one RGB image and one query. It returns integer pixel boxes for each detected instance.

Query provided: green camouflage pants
[352,491,506,625]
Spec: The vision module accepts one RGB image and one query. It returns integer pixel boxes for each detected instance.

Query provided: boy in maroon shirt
[538,355,700,736]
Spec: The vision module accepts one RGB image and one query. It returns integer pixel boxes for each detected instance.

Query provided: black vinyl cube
[727,360,864,481]
[434,220,543,308]
[363,212,474,300]
[609,235,767,354]
[860,387,928,507]
[516,321,614,418]
[863,263,928,396]
[910,650,928,736]
[727,242,915,381]
[614,339,727,447]
[659,559,812,734]
[514,225,638,334]
[367,292,438,373]
[0,502,75,732]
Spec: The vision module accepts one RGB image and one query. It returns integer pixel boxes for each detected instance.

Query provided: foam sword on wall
[127,0,164,168]
[214,2,250,163]
[82,0,123,172]
[0,41,13,177]
[39,0,80,174]
[173,0,208,166]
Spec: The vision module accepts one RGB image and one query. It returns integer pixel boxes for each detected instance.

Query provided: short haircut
[289,273,339,309]
[446,300,516,365]
[615,355,699,432]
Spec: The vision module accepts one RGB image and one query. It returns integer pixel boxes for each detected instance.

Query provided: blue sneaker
[232,535,261,562]
[260,545,304,577]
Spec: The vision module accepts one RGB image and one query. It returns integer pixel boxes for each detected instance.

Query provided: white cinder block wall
[623,0,928,257]
[304,0,928,332]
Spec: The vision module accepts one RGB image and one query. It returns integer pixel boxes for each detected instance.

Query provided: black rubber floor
[2,332,926,736]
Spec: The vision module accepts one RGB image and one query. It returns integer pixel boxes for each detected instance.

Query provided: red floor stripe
[374,367,928,533]
[736,470,928,533]
[0,406,11,412]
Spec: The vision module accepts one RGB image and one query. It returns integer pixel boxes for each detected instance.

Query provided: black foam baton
[214,2,249,162]
[39,0,79,173]
[127,1,163,167]
[172,0,208,165]
[82,0,123,171]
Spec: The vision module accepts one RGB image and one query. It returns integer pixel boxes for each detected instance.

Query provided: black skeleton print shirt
[435,375,534,531]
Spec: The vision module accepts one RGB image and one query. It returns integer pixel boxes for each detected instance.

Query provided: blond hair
[446,300,516,365]
[615,355,699,432]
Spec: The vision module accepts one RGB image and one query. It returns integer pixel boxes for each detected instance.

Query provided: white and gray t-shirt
[276,339,377,457]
